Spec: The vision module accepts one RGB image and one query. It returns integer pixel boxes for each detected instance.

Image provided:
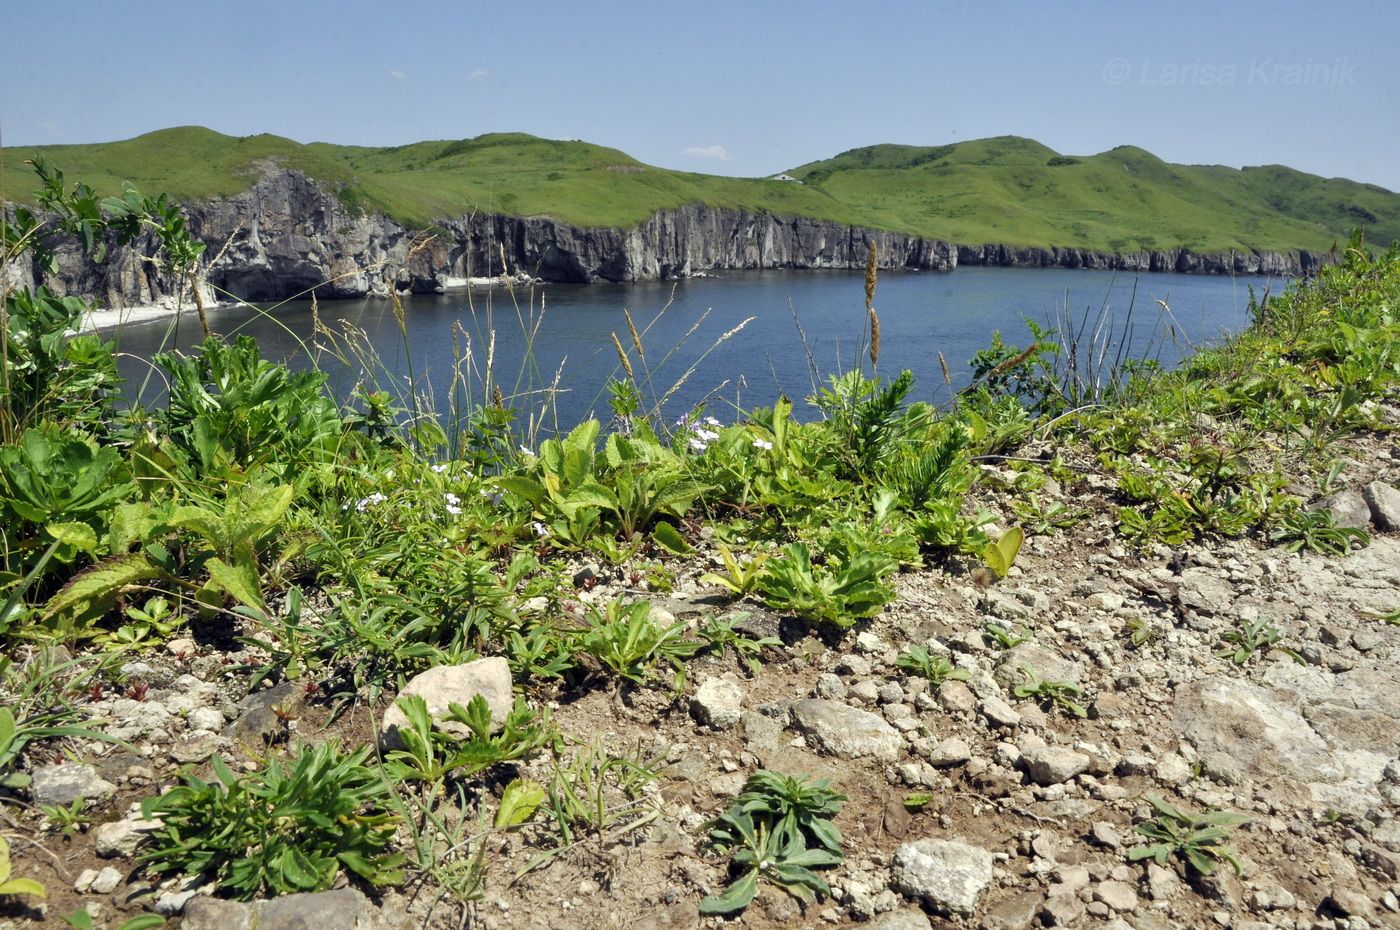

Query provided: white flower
[444,492,461,507]
[532,521,549,537]
[752,438,773,451]
[354,492,388,512]
[518,444,534,457]
[695,428,720,442]
[688,437,708,453]
[445,503,462,515]
[430,463,449,474]
[702,415,722,428]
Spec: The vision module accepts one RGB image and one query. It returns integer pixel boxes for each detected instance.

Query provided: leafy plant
[700,544,769,598]
[698,613,781,676]
[382,693,551,784]
[756,542,896,628]
[65,911,164,930]
[895,645,969,685]
[699,770,846,915]
[982,526,1024,579]
[139,744,403,899]
[0,834,46,899]
[1270,507,1369,555]
[1128,795,1247,876]
[578,598,702,688]
[1216,617,1303,666]
[1013,669,1087,718]
[983,621,1031,650]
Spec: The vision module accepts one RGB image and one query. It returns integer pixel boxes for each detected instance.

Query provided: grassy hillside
[3,126,1397,254]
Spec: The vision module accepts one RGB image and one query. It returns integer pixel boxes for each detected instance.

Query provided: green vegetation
[699,770,846,915]
[2,161,1399,917]
[1128,796,1248,877]
[5,126,1397,252]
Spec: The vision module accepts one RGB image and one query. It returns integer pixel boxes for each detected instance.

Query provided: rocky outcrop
[10,169,1330,307]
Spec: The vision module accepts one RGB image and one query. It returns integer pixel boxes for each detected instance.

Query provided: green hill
[3,126,1396,255]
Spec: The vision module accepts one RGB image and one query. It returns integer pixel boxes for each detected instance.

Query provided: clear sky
[3,0,1397,190]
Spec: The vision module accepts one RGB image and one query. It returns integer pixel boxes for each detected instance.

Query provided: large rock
[1020,744,1091,786]
[1315,490,1373,530]
[994,643,1082,689]
[890,838,995,915]
[1363,481,1400,532]
[379,657,513,748]
[29,762,116,806]
[1173,676,1389,813]
[183,888,382,930]
[789,699,904,763]
[224,680,305,746]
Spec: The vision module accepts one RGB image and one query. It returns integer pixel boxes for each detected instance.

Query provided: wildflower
[445,503,462,515]
[431,463,449,474]
[354,492,388,512]
[519,444,534,457]
[532,521,549,537]
[444,492,462,514]
[688,437,708,453]
[695,428,720,442]
[752,438,773,451]
[702,415,722,428]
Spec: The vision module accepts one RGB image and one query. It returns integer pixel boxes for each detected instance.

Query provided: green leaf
[45,522,98,554]
[0,877,47,897]
[651,521,693,555]
[495,778,547,829]
[698,868,759,915]
[44,552,164,624]
[205,556,267,615]
[983,526,1024,578]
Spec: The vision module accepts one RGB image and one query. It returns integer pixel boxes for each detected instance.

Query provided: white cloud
[388,69,406,80]
[467,68,489,81]
[681,145,732,161]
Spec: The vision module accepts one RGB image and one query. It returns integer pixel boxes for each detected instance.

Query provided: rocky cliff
[12,169,1328,307]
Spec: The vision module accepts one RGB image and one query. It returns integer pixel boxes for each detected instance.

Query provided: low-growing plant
[1125,616,1157,647]
[1216,617,1302,666]
[698,614,781,676]
[65,911,164,930]
[981,526,1024,579]
[756,542,896,628]
[983,621,1031,650]
[578,598,702,689]
[1013,669,1087,718]
[1269,507,1369,555]
[139,744,403,899]
[1128,795,1247,876]
[699,769,846,915]
[895,645,969,685]
[700,544,769,598]
[382,693,552,785]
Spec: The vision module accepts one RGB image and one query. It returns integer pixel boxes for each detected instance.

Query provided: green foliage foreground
[1,164,1398,910]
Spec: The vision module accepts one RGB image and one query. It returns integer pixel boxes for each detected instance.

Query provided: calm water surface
[109,267,1289,432]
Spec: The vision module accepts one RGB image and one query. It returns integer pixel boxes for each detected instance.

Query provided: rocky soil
[5,446,1400,930]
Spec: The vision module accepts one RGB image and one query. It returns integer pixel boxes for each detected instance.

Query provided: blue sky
[3,0,1397,190]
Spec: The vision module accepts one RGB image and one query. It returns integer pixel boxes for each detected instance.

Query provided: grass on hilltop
[3,126,1397,254]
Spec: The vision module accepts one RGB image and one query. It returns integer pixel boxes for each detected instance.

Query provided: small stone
[166,637,196,656]
[1094,880,1138,912]
[1352,629,1383,653]
[380,657,513,749]
[30,763,116,806]
[980,695,1022,728]
[981,891,1043,930]
[835,655,872,677]
[95,816,162,858]
[224,680,304,746]
[937,680,977,714]
[691,678,743,730]
[848,680,881,705]
[75,869,99,893]
[89,867,123,895]
[813,672,846,700]
[927,737,971,767]
[1146,863,1181,901]
[890,838,994,915]
[155,889,200,915]
[863,909,932,930]
[1021,744,1091,786]
[1327,887,1375,918]
[170,732,223,764]
[187,707,224,731]
[1091,821,1123,848]
[878,682,906,704]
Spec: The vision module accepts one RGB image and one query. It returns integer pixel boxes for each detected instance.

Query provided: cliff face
[16,170,1327,307]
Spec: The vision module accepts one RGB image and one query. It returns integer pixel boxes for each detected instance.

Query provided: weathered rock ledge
[7,169,1328,307]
